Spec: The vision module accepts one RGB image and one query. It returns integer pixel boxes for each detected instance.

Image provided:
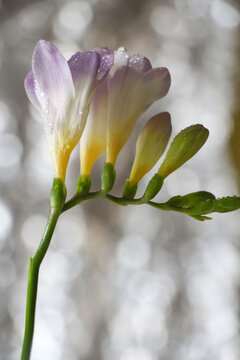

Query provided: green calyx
[122,180,138,200]
[143,173,164,201]
[101,162,116,193]
[50,178,67,212]
[76,174,91,195]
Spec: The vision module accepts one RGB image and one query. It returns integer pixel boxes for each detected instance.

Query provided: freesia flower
[24,40,112,181]
[129,112,172,184]
[80,48,113,176]
[80,47,171,175]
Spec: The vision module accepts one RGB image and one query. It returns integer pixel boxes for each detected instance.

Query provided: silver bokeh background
[1,0,240,359]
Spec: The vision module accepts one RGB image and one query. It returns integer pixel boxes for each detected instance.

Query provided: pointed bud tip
[129,112,172,184]
[147,112,172,135]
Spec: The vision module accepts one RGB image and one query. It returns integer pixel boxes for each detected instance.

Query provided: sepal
[76,175,91,195]
[143,173,163,201]
[122,180,138,199]
[50,178,67,212]
[101,162,116,193]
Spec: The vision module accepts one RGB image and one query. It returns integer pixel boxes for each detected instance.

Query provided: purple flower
[80,46,171,174]
[24,40,113,181]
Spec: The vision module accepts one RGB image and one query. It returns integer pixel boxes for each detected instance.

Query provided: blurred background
[1,0,240,359]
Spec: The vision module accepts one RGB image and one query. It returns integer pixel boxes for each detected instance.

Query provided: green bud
[75,174,91,196]
[158,124,209,178]
[143,173,164,201]
[50,178,66,212]
[101,162,116,193]
[188,199,216,216]
[215,196,240,213]
[122,180,138,199]
[167,191,215,209]
[130,112,172,184]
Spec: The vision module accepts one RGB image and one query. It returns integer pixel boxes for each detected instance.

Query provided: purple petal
[68,51,101,88]
[80,79,108,174]
[128,54,152,73]
[32,40,74,113]
[107,66,145,157]
[143,67,171,106]
[24,71,41,110]
[108,66,143,116]
[94,47,112,57]
[94,47,114,80]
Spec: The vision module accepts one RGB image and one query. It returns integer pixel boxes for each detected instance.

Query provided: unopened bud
[158,124,209,178]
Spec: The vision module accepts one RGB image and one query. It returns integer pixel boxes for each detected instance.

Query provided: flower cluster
[25,41,173,184]
[25,40,240,220]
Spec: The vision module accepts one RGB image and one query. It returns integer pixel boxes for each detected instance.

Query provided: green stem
[21,209,60,360]
[62,190,104,212]
[106,194,147,206]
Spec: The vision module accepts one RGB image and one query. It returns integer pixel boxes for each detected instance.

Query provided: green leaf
[214,196,240,213]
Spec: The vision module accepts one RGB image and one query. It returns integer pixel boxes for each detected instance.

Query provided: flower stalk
[21,179,65,360]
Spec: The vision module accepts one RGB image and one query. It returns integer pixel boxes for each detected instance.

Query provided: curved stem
[62,190,104,212]
[21,209,60,360]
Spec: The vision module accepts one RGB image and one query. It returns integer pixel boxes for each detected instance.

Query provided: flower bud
[130,112,172,183]
[106,48,171,166]
[158,124,209,178]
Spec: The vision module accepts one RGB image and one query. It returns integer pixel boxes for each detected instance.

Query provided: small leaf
[214,196,240,213]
